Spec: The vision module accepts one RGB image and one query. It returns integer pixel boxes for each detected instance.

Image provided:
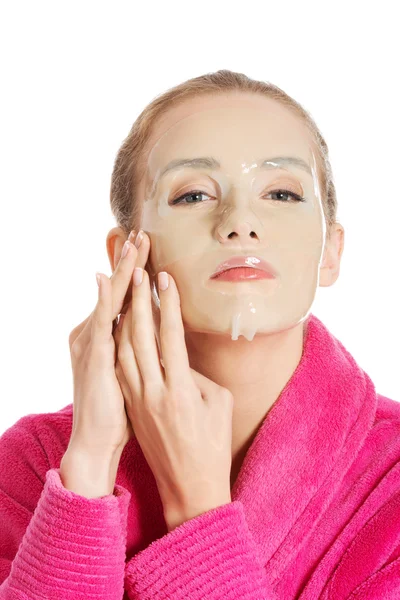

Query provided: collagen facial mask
[139,106,326,341]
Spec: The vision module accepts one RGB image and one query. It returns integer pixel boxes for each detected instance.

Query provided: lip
[210,255,277,279]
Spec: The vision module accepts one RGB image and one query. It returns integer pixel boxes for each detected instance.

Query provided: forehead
[145,92,313,163]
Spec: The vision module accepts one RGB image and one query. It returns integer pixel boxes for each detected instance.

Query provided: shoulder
[0,404,71,517]
[1,402,73,441]
[0,403,73,475]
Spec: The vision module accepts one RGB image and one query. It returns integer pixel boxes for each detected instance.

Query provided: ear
[319,222,345,287]
[106,227,127,273]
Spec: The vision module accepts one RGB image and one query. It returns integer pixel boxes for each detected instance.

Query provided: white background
[0,1,399,434]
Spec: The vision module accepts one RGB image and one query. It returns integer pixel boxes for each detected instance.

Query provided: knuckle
[160,318,180,334]
[69,323,84,349]
[216,388,233,404]
[131,321,145,344]
[70,338,83,359]
[68,329,77,348]
[117,342,130,364]
[142,395,156,412]
[222,390,234,407]
[220,388,233,400]
[143,385,163,410]
[173,385,195,404]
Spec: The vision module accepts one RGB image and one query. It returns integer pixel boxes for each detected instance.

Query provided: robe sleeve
[124,500,279,600]
[0,420,131,600]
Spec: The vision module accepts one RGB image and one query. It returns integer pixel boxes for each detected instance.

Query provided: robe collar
[231,313,377,579]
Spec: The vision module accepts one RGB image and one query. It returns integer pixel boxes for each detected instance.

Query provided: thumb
[189,367,232,401]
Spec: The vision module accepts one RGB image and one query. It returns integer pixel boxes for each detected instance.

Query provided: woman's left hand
[112,231,233,531]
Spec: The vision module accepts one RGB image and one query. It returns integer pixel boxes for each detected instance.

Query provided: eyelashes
[169,188,306,206]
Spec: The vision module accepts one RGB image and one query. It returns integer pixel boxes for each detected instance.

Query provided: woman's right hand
[65,229,150,461]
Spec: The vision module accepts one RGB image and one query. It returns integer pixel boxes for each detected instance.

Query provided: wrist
[163,493,232,532]
[60,446,122,499]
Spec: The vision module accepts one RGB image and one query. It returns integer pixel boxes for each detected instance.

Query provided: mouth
[210,266,275,282]
[210,255,277,281]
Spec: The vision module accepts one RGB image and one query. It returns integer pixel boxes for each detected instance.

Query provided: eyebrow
[157,155,312,182]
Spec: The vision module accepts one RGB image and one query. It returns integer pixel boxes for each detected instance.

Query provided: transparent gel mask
[138,106,326,342]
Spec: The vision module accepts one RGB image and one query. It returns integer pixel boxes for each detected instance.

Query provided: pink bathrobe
[0,313,399,599]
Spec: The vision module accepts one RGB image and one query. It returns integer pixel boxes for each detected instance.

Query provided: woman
[0,70,399,599]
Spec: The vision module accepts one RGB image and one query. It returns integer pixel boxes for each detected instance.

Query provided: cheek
[277,215,324,250]
[149,219,209,271]
[270,226,324,281]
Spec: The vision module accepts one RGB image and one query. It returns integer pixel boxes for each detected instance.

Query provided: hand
[113,231,234,529]
[66,230,143,461]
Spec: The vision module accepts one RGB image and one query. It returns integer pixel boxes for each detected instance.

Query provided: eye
[265,189,305,203]
[170,190,213,206]
[169,188,305,206]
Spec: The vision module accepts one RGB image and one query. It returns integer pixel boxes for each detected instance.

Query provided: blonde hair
[110,69,337,239]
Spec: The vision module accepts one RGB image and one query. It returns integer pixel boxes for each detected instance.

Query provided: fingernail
[128,229,136,242]
[158,271,169,291]
[135,230,143,249]
[133,267,143,286]
[121,240,131,259]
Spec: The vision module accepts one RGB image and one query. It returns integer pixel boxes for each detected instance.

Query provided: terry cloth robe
[0,312,399,599]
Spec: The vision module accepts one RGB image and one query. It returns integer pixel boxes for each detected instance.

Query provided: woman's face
[136,93,329,341]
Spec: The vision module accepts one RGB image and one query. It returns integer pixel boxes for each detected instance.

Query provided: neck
[185,321,305,488]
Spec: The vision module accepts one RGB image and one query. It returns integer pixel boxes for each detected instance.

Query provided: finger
[71,231,138,348]
[114,358,131,400]
[91,272,113,343]
[113,308,139,441]
[112,315,119,335]
[131,267,164,389]
[121,230,151,313]
[117,299,144,400]
[113,346,137,442]
[69,232,150,348]
[109,231,150,320]
[74,230,150,349]
[157,272,193,390]
[112,312,126,350]
[131,230,151,271]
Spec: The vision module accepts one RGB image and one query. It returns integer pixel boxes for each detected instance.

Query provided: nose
[215,216,259,244]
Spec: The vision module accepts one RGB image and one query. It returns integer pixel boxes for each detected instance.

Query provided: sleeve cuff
[125,500,275,600]
[5,467,131,600]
